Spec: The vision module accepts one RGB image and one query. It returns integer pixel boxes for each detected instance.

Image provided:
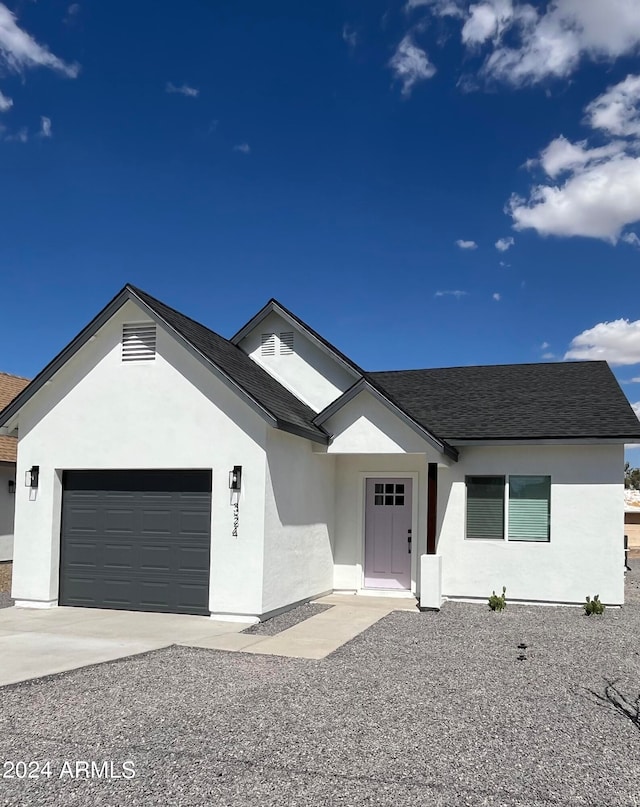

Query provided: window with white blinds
[465,476,505,540]
[508,476,550,542]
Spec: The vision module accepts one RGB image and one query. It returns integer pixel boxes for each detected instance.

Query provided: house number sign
[232,502,239,537]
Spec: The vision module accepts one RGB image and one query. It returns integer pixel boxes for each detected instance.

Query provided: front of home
[1,285,639,620]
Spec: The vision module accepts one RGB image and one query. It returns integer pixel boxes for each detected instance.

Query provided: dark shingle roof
[129,287,327,442]
[369,361,640,441]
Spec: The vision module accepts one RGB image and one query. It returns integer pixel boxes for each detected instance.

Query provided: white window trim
[464,475,551,543]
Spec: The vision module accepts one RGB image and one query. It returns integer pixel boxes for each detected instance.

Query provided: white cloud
[0,3,78,78]
[492,292,502,301]
[423,0,640,87]
[565,319,640,365]
[541,341,550,350]
[389,35,436,97]
[622,231,640,248]
[165,82,199,98]
[625,377,640,383]
[435,289,468,299]
[0,89,11,111]
[542,352,557,360]
[632,401,640,419]
[342,24,358,49]
[233,143,250,154]
[495,236,514,251]
[455,238,478,249]
[6,126,27,143]
[586,74,640,138]
[406,0,464,16]
[499,260,510,267]
[39,115,51,138]
[510,76,640,242]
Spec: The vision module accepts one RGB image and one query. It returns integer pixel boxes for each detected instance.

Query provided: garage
[59,470,212,615]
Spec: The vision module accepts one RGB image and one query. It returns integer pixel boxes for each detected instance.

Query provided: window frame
[464,475,506,541]
[464,474,552,543]
[507,475,551,543]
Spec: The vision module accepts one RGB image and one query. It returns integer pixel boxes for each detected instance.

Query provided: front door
[364,478,412,590]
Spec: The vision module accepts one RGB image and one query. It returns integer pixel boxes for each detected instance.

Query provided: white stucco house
[1,284,639,620]
[0,372,30,562]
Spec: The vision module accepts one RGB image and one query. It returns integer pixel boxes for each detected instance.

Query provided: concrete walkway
[0,594,419,686]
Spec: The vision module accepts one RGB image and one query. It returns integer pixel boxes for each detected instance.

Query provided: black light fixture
[229,465,242,491]
[7,480,15,495]
[25,465,39,489]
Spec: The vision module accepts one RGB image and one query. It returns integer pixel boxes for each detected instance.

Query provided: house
[1,284,639,619]
[624,489,640,556]
[0,372,30,562]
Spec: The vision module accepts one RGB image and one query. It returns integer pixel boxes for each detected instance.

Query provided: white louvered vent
[279,331,294,355]
[122,322,157,362]
[261,333,276,356]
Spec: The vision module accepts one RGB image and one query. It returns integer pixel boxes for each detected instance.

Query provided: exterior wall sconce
[229,466,242,491]
[25,465,39,489]
[7,480,15,494]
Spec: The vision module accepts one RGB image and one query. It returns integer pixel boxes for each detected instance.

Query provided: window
[261,333,276,356]
[279,331,294,355]
[508,476,550,542]
[465,475,551,542]
[465,476,505,540]
[122,323,156,362]
[374,482,405,506]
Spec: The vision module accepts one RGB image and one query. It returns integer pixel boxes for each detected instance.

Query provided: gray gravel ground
[1,576,640,806]
[242,602,332,636]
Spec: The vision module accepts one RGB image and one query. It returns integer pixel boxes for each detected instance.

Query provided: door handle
[408,529,412,554]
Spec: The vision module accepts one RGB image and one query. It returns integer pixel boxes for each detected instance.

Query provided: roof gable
[0,286,329,445]
[231,299,364,379]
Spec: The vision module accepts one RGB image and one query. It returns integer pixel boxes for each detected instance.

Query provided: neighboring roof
[0,286,329,445]
[369,361,640,442]
[0,372,29,463]
[230,298,365,378]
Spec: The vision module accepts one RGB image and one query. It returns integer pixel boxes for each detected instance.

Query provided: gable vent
[261,333,276,356]
[279,331,294,355]
[122,323,157,362]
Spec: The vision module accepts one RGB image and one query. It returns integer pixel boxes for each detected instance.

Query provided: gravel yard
[0,563,13,609]
[242,602,332,636]
[1,575,640,806]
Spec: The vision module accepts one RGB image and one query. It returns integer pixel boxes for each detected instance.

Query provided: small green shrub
[488,586,507,612]
[584,595,605,616]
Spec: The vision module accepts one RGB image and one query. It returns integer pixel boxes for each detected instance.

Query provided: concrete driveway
[0,606,246,687]
[0,595,418,687]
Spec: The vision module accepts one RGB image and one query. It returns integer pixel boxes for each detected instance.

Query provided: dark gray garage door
[59,470,212,615]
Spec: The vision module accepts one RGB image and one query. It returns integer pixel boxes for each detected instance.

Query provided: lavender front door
[364,478,412,589]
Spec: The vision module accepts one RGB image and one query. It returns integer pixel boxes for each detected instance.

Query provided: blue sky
[1,0,640,447]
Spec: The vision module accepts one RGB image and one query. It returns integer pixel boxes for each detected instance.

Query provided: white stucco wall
[239,311,356,412]
[0,465,16,561]
[333,454,429,593]
[438,444,625,605]
[12,300,269,616]
[262,429,335,614]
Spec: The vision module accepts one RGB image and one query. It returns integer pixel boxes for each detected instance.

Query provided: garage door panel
[60,470,211,615]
